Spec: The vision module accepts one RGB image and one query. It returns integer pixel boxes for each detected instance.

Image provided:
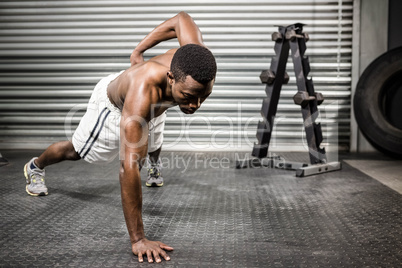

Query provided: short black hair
[171,44,217,84]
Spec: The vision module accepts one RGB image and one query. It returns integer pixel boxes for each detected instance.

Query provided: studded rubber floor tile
[0,151,401,267]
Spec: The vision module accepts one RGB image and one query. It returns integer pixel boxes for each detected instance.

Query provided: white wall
[0,1,353,152]
[350,0,389,152]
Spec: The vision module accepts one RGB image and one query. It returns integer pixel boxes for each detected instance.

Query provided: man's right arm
[120,84,173,263]
[130,11,204,65]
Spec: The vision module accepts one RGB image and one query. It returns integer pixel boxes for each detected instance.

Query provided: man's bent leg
[148,146,161,164]
[35,140,81,169]
[24,141,80,196]
[146,111,166,187]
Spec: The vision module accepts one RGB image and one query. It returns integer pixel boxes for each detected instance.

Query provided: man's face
[171,75,214,114]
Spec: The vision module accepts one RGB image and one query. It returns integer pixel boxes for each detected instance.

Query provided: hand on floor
[132,238,173,263]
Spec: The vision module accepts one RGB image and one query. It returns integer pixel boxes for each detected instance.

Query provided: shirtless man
[23,12,217,263]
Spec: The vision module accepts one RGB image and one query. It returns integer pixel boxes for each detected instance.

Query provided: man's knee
[63,141,81,160]
[68,150,81,161]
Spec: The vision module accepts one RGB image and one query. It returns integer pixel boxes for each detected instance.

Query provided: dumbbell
[271,32,283,42]
[315,92,324,105]
[293,91,316,107]
[303,32,310,42]
[283,72,289,84]
[260,70,290,85]
[285,30,307,42]
[293,91,324,107]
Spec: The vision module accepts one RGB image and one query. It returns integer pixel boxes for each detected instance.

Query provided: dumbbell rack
[236,23,341,177]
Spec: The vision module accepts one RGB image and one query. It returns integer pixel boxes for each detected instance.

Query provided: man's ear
[167,71,174,85]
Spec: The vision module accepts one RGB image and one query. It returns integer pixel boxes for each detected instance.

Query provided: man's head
[168,44,217,114]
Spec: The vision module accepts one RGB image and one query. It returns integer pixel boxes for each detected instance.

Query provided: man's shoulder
[146,48,178,68]
[122,62,165,104]
[123,61,164,86]
[165,48,178,55]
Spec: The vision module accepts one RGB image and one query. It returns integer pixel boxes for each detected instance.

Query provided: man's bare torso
[107,49,178,118]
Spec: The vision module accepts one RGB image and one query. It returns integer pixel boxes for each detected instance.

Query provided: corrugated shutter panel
[0,0,352,151]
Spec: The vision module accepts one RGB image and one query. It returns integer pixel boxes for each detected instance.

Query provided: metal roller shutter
[0,0,353,152]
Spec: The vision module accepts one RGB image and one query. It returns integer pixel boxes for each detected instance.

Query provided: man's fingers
[159,243,174,251]
[158,249,171,261]
[153,250,161,263]
[133,240,172,263]
[146,250,153,263]
[138,252,143,263]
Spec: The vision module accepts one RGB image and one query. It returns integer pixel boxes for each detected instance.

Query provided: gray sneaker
[146,159,164,187]
[24,157,48,196]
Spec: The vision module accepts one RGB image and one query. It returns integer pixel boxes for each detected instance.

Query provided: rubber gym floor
[1,150,401,267]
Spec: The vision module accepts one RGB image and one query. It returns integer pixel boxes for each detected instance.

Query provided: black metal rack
[236,24,341,177]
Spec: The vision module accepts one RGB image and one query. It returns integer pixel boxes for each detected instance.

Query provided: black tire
[354,46,402,158]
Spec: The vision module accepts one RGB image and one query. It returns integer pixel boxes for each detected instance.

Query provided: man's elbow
[178,11,189,17]
[119,160,127,177]
[119,155,142,176]
[177,11,191,21]
[119,160,141,184]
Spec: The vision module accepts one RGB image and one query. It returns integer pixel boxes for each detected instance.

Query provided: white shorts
[72,71,166,164]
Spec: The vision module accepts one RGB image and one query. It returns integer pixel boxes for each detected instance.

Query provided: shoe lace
[31,169,45,185]
[148,165,160,178]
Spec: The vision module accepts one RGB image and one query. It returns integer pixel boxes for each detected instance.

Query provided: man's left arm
[130,12,204,65]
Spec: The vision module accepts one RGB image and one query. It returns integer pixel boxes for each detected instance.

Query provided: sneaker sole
[145,182,164,187]
[23,164,30,184]
[24,164,48,197]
